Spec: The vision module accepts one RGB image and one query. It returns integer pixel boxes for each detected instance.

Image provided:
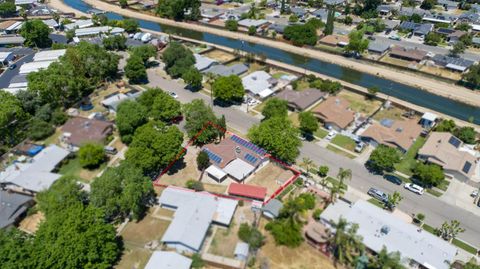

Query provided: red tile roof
[228,183,267,201]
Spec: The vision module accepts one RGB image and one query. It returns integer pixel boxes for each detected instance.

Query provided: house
[384,20,400,31]
[42,19,59,30]
[290,7,308,18]
[368,41,391,55]
[101,90,142,112]
[389,46,428,62]
[61,117,113,147]
[360,118,423,152]
[159,187,237,253]
[312,97,355,131]
[234,242,249,261]
[64,19,94,31]
[320,200,457,269]
[238,19,270,31]
[5,74,28,94]
[312,9,328,22]
[418,132,477,181]
[201,8,225,21]
[276,88,326,111]
[437,0,458,11]
[0,145,70,194]
[268,23,288,34]
[15,0,37,5]
[422,14,457,25]
[398,7,430,17]
[324,0,345,6]
[399,21,433,37]
[0,36,25,47]
[194,53,218,71]
[376,5,398,16]
[241,71,277,98]
[202,63,248,77]
[419,112,438,129]
[0,190,34,229]
[0,21,22,34]
[0,51,14,66]
[144,251,192,269]
[75,26,125,37]
[203,135,267,181]
[431,54,475,72]
[19,61,54,74]
[319,34,349,47]
[228,183,267,201]
[33,49,66,62]
[262,198,283,219]
[435,28,466,44]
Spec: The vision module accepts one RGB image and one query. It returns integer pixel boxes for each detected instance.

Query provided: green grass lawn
[422,223,436,234]
[331,134,357,152]
[277,184,296,200]
[326,176,348,190]
[58,156,106,182]
[314,127,329,139]
[367,198,385,208]
[326,145,356,159]
[436,179,450,192]
[452,238,478,254]
[394,136,427,176]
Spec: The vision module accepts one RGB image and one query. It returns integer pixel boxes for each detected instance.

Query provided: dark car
[384,174,402,185]
[8,64,16,70]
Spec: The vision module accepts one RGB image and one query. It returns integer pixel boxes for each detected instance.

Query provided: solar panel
[448,136,461,148]
[203,149,222,164]
[245,153,258,164]
[462,162,472,174]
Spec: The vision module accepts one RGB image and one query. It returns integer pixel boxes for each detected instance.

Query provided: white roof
[446,63,468,72]
[238,19,269,28]
[422,112,438,122]
[223,158,255,181]
[320,199,351,225]
[242,71,273,95]
[0,145,70,192]
[19,60,54,74]
[64,19,94,31]
[159,187,237,252]
[42,19,59,28]
[33,49,66,62]
[15,0,37,4]
[194,53,217,71]
[145,251,192,269]
[258,88,274,98]
[6,21,22,32]
[206,165,227,179]
[0,51,13,62]
[75,26,113,37]
[234,242,249,257]
[472,24,480,31]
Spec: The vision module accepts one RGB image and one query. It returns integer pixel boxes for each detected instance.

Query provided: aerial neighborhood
[1,0,480,268]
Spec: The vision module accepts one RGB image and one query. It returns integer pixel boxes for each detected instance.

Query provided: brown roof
[0,21,17,31]
[312,97,355,129]
[61,117,113,146]
[418,132,477,179]
[390,46,428,62]
[276,88,326,110]
[319,34,349,46]
[202,135,264,169]
[361,118,423,151]
[305,221,330,244]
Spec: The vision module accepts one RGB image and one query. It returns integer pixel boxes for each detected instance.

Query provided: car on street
[367,187,388,202]
[326,130,337,140]
[8,64,16,70]
[169,92,178,99]
[471,190,478,198]
[404,183,424,195]
[383,174,402,185]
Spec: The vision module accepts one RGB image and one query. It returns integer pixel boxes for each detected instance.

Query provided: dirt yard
[338,90,382,116]
[115,247,152,269]
[203,49,237,63]
[18,212,44,234]
[246,162,295,197]
[120,215,170,247]
[373,106,409,121]
[419,65,462,81]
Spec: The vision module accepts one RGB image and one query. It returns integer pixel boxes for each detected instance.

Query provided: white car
[169,92,178,99]
[326,130,337,140]
[404,183,425,195]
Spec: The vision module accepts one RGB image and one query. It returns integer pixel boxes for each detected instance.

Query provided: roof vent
[380,225,390,235]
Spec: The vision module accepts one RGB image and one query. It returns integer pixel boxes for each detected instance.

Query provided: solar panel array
[244,153,258,164]
[462,161,472,174]
[203,149,222,164]
[448,136,461,148]
[230,135,266,155]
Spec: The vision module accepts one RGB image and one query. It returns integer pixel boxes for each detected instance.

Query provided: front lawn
[331,134,357,152]
[452,238,478,254]
[314,127,329,139]
[368,198,385,208]
[326,145,356,159]
[394,136,426,176]
[58,156,107,182]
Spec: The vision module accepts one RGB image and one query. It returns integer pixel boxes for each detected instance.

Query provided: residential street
[0,49,34,89]
[147,68,480,247]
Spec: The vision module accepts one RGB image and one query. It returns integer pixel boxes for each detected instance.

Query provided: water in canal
[65,0,480,124]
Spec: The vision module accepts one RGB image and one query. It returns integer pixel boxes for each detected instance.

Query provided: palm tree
[370,247,405,269]
[386,191,403,211]
[300,157,316,176]
[330,218,365,267]
[437,220,465,242]
[337,168,352,186]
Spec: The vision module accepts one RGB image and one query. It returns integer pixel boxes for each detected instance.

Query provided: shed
[228,183,267,201]
[420,112,438,128]
[206,165,227,183]
[223,159,256,181]
[262,198,283,219]
[234,242,249,261]
[194,54,218,71]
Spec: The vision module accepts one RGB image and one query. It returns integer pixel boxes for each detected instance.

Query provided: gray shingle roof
[202,63,248,77]
[262,199,283,218]
[368,41,391,53]
[0,191,33,229]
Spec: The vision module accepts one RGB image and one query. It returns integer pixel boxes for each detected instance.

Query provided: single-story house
[458,12,479,24]
[360,118,423,152]
[101,90,142,112]
[202,63,248,77]
[320,200,457,269]
[431,54,475,72]
[276,88,326,111]
[290,7,308,18]
[419,112,438,129]
[64,19,94,31]
[422,14,457,24]
[238,19,270,31]
[319,34,349,47]
[15,0,37,5]
[234,242,249,261]
[435,28,466,44]
[201,8,225,21]
[19,61,54,74]
[228,183,267,201]
[398,7,430,17]
[33,49,66,62]
[203,134,267,182]
[384,19,400,30]
[0,51,14,66]
[0,36,25,47]
[324,0,345,6]
[262,198,283,219]
[312,9,328,22]
[368,41,391,54]
[312,97,355,131]
[389,46,428,62]
[437,0,458,11]
[268,23,288,34]
[376,5,398,16]
[159,187,237,253]
[0,21,23,34]
[399,21,433,37]
[418,132,477,181]
[0,190,34,229]
[194,53,218,72]
[144,251,192,269]
[61,116,114,147]
[241,71,277,98]
[0,145,70,194]
[42,19,59,30]
[75,26,125,37]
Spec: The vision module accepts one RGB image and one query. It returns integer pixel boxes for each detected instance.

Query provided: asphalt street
[147,67,480,247]
[0,49,35,89]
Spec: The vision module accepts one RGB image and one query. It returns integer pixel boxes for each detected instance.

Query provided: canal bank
[52,0,480,124]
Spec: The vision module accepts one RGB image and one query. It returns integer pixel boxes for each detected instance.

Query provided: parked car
[471,190,478,198]
[367,187,388,202]
[326,130,337,140]
[383,174,402,185]
[404,183,424,195]
[354,142,365,153]
[389,35,401,41]
[169,92,178,99]
[8,63,16,70]
[104,146,118,155]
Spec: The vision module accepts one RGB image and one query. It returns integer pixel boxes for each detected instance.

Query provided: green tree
[369,247,405,269]
[196,151,210,171]
[183,99,221,144]
[329,218,365,267]
[130,45,157,65]
[225,19,238,31]
[238,223,265,250]
[386,191,403,211]
[156,0,201,21]
[283,24,318,46]
[367,145,401,174]
[0,1,16,17]
[137,89,182,122]
[162,42,195,78]
[78,143,106,169]
[191,253,205,268]
[455,23,471,31]
[299,111,318,135]
[300,157,316,175]
[261,98,288,120]
[265,218,304,247]
[289,14,299,23]
[102,35,127,51]
[0,228,33,268]
[28,119,54,141]
[120,18,139,33]
[463,64,480,88]
[434,119,456,132]
[345,30,369,54]
[344,15,353,25]
[324,7,335,35]
[116,100,148,144]
[450,41,466,57]
[212,75,245,102]
[413,163,444,187]
[424,32,442,46]
[248,26,257,35]
[436,220,465,242]
[248,117,301,163]
[125,121,184,176]
[186,180,204,191]
[455,126,477,144]
[317,165,329,177]
[125,54,148,83]
[420,0,437,9]
[19,19,52,48]
[367,86,379,97]
[90,161,155,220]
[182,67,203,89]
[119,0,128,8]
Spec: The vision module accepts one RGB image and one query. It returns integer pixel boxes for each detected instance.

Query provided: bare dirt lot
[246,162,295,197]
[18,212,44,234]
[202,49,237,63]
[115,247,152,269]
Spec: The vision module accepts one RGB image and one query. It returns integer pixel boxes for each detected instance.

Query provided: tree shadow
[165,155,187,175]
